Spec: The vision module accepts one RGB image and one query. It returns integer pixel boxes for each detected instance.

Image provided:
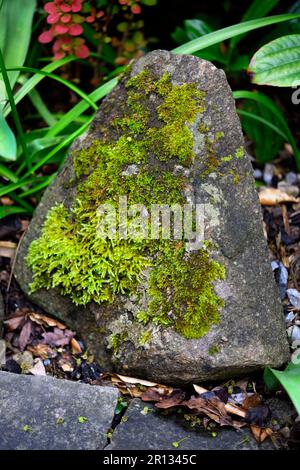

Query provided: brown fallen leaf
[115,374,158,387]
[29,312,66,330]
[243,393,263,410]
[251,425,273,443]
[154,391,186,409]
[18,320,33,351]
[71,338,82,354]
[0,240,16,258]
[193,384,246,418]
[4,314,26,332]
[182,396,240,428]
[259,187,300,206]
[42,328,75,347]
[27,343,55,359]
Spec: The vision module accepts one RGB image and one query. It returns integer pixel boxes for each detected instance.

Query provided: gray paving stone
[107,399,275,450]
[0,371,119,450]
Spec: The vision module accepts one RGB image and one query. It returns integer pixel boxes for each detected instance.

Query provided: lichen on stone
[27,67,226,340]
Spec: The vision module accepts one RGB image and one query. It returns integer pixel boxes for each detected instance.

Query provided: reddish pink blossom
[54,23,69,34]
[131,4,141,14]
[47,13,60,23]
[54,51,65,60]
[71,0,82,12]
[61,14,72,23]
[38,31,53,43]
[74,43,89,58]
[68,23,83,36]
[44,2,57,13]
[86,15,95,23]
[59,4,72,12]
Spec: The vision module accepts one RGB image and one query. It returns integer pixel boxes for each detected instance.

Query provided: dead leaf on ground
[4,314,26,332]
[71,338,82,354]
[246,405,269,427]
[251,425,273,443]
[42,328,75,347]
[243,393,262,410]
[182,396,243,428]
[0,241,16,258]
[27,343,55,359]
[259,188,300,206]
[154,390,186,409]
[29,312,66,330]
[193,384,246,418]
[115,374,158,387]
[18,320,33,351]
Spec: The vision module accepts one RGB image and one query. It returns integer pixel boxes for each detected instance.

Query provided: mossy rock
[14,50,288,384]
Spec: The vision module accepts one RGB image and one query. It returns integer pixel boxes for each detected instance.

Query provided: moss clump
[145,243,225,339]
[27,67,225,340]
[208,344,220,355]
[235,146,244,159]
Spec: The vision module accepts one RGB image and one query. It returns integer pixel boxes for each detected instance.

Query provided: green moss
[109,332,128,354]
[221,155,232,163]
[139,330,152,346]
[145,243,225,339]
[27,68,225,340]
[235,146,244,159]
[208,344,220,355]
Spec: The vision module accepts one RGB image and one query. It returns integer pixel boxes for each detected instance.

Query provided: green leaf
[233,90,300,169]
[3,56,75,117]
[249,34,300,87]
[264,362,300,415]
[6,66,98,111]
[173,14,300,55]
[141,0,157,5]
[0,205,28,219]
[0,0,36,96]
[46,77,118,137]
[0,48,29,165]
[229,0,279,53]
[28,89,57,127]
[237,107,285,163]
[0,108,16,160]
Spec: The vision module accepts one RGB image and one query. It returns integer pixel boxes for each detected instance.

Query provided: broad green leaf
[264,362,300,415]
[173,14,300,55]
[0,0,36,98]
[0,108,16,160]
[249,34,300,86]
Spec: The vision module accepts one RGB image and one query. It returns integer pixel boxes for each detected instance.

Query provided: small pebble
[287,325,300,342]
[287,288,300,310]
[253,169,262,180]
[286,172,298,185]
[285,311,296,323]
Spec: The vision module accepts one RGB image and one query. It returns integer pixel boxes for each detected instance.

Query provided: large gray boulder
[14,50,288,384]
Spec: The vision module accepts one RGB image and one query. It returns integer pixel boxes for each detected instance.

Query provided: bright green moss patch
[145,243,225,339]
[27,67,226,340]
